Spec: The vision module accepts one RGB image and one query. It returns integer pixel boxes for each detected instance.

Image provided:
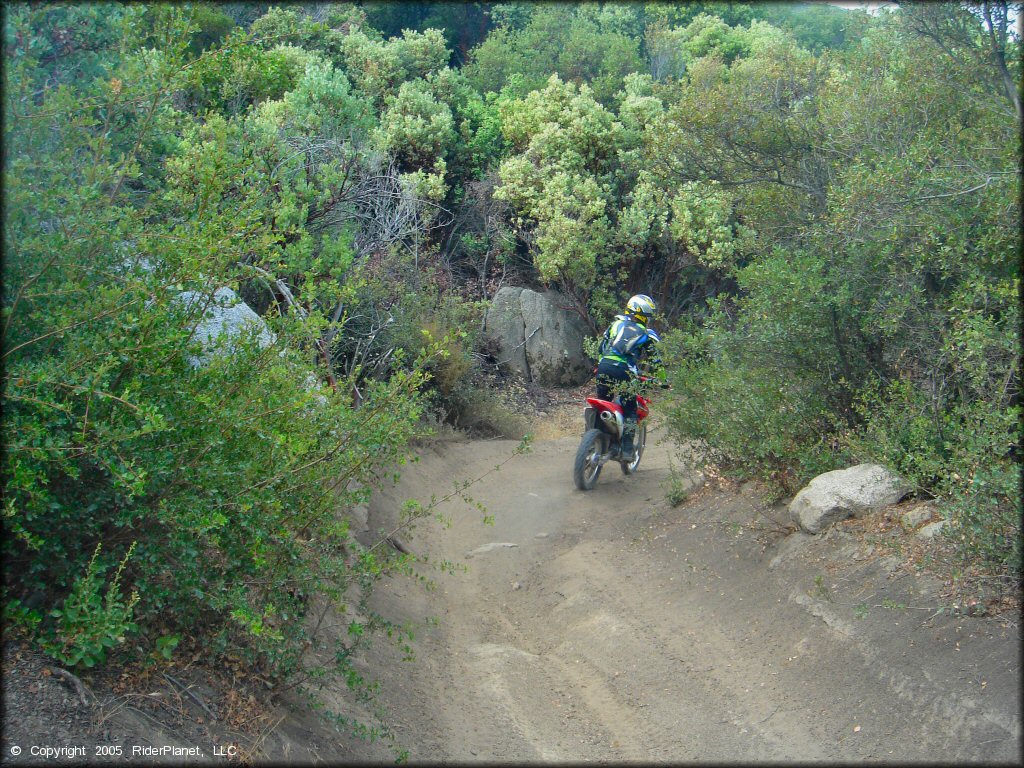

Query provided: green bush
[662,248,851,492]
[846,378,1020,572]
[333,258,528,438]
[660,7,1020,585]
[41,543,139,669]
[186,5,235,56]
[181,29,310,114]
[1,6,437,697]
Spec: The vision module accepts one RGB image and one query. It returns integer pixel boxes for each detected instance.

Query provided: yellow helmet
[625,294,657,325]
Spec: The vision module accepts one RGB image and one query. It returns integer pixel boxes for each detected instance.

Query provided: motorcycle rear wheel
[620,422,647,475]
[574,428,606,490]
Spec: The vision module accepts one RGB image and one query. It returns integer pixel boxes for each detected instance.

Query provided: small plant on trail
[663,457,696,507]
[811,575,833,603]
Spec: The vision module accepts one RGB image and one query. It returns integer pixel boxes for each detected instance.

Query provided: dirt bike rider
[595,294,664,459]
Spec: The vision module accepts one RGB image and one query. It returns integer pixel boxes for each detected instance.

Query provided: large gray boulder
[484,287,591,386]
[789,464,912,534]
[178,286,276,367]
[485,287,530,376]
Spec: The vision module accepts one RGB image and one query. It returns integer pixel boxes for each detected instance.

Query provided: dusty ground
[267,399,1020,764]
[3,396,1020,764]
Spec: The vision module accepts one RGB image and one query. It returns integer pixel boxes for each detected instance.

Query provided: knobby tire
[620,421,646,475]
[574,428,606,491]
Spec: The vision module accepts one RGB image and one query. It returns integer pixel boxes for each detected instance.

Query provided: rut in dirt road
[294,430,1020,763]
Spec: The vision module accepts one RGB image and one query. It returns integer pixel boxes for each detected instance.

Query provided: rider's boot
[621,418,637,459]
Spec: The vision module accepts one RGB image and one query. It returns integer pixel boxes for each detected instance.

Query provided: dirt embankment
[3,411,1020,764]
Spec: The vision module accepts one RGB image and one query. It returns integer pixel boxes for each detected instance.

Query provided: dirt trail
[276,425,1019,763]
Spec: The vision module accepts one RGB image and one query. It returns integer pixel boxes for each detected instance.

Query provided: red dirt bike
[573,378,662,491]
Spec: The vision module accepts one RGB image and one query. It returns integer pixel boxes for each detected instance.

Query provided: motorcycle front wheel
[620,421,646,475]
[574,428,606,490]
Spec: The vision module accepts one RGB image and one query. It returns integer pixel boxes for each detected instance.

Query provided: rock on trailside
[483,287,592,386]
[309,431,1020,763]
[789,463,913,534]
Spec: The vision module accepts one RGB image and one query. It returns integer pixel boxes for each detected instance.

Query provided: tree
[751,2,850,52]
[645,16,827,238]
[2,6,445,724]
[898,1,1022,122]
[341,26,449,106]
[492,75,623,317]
[464,3,643,103]
[361,2,492,64]
[662,6,1021,577]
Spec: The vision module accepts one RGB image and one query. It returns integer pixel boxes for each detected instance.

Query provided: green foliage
[182,27,313,114]
[750,2,850,52]
[493,75,625,313]
[186,5,236,55]
[644,20,689,81]
[2,3,142,89]
[154,633,181,661]
[465,4,643,103]
[422,304,529,439]
[663,458,695,507]
[248,5,360,68]
[676,13,753,64]
[41,544,140,669]
[646,17,823,239]
[491,63,763,324]
[342,26,449,106]
[3,596,44,635]
[663,314,841,492]
[644,2,756,29]
[669,182,757,271]
[1,5,450,712]
[375,79,456,171]
[361,2,492,63]
[846,375,1020,572]
[3,0,1019,714]
[454,84,511,178]
[661,6,1021,578]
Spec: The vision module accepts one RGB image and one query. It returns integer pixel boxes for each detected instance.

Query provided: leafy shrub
[41,544,139,669]
[186,5,235,56]
[464,4,642,103]
[248,5,359,68]
[662,248,851,492]
[1,7,437,699]
[375,79,457,171]
[660,7,1020,586]
[182,29,309,114]
[845,378,1020,573]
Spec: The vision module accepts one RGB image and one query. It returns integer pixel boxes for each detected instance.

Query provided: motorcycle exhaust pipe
[599,410,622,436]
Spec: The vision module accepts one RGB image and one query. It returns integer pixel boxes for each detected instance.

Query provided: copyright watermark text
[8,743,220,759]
